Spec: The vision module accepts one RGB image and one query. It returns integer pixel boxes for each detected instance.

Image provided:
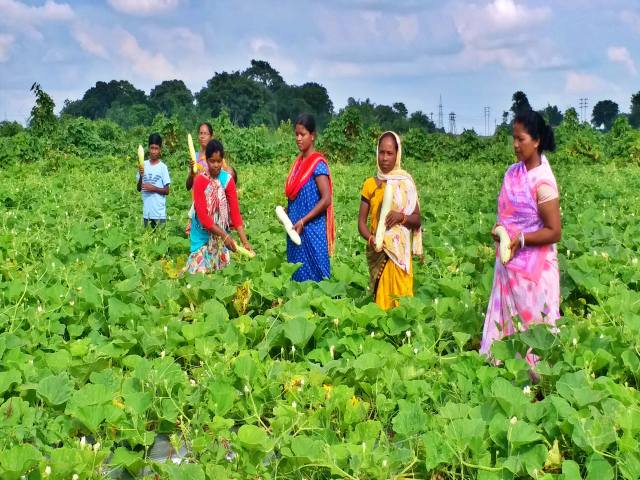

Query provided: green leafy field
[2,130,640,479]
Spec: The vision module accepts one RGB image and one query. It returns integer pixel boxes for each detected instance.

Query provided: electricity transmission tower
[448,112,456,135]
[483,106,491,136]
[438,95,444,130]
[579,98,589,123]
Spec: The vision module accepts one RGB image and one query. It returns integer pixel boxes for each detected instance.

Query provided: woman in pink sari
[480,110,561,367]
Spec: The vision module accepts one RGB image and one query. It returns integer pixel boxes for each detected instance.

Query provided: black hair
[229,165,238,184]
[205,139,224,159]
[295,113,316,134]
[199,122,213,135]
[514,110,556,153]
[148,133,162,147]
[378,131,398,151]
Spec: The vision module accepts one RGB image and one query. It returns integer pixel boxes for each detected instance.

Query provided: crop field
[2,117,640,479]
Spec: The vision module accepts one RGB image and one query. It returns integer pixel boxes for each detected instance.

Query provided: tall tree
[29,83,56,132]
[61,80,147,120]
[510,91,532,116]
[539,104,563,127]
[393,102,408,118]
[242,59,284,91]
[629,91,640,128]
[408,111,436,132]
[196,71,269,126]
[149,80,194,117]
[591,100,619,131]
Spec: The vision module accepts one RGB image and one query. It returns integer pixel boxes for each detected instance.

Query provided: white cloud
[396,14,419,43]
[72,27,108,59]
[117,29,177,80]
[620,9,640,33]
[0,0,74,39]
[247,36,298,78]
[0,34,15,62]
[108,0,182,16]
[452,0,557,72]
[564,71,606,94]
[607,46,636,75]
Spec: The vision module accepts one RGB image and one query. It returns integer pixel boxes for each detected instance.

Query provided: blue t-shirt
[136,160,171,220]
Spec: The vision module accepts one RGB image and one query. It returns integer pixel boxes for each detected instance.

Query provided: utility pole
[449,112,456,135]
[438,95,444,131]
[429,112,434,123]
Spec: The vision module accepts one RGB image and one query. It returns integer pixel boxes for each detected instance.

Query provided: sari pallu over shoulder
[375,131,423,272]
[497,155,558,282]
[285,152,335,256]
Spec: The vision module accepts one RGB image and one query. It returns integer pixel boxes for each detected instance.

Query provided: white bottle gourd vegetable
[374,182,394,251]
[275,205,302,245]
[187,134,198,174]
[235,245,256,258]
[494,225,512,264]
[137,145,145,171]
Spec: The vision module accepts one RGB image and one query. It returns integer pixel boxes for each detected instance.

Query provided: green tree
[629,91,640,128]
[61,80,147,120]
[510,91,532,116]
[539,104,563,127]
[196,71,269,126]
[105,102,155,129]
[393,102,408,118]
[242,59,285,91]
[0,121,24,137]
[591,100,619,131]
[149,80,194,118]
[408,111,436,132]
[29,83,56,132]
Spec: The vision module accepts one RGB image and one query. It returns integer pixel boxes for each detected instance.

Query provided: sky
[1,0,639,133]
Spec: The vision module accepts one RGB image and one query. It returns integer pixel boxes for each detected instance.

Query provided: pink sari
[480,155,560,365]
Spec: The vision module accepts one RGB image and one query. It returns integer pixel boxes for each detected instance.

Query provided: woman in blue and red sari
[182,140,253,274]
[284,114,335,282]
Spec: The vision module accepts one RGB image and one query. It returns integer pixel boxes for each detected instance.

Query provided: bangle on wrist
[519,232,525,249]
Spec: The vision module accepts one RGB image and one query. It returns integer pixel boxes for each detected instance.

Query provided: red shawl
[285,152,335,256]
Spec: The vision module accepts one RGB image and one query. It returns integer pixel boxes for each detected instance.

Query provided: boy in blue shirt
[136,133,171,227]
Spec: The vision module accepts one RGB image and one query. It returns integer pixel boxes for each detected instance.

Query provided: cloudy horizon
[1,0,639,133]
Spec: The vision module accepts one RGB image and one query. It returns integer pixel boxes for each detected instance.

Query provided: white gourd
[187,134,198,174]
[275,205,302,245]
[137,145,145,170]
[235,245,256,258]
[494,225,512,264]
[374,182,394,251]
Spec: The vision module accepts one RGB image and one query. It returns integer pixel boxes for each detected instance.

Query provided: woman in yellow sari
[358,131,423,310]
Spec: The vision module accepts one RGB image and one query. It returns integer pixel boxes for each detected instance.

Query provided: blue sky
[1,0,639,133]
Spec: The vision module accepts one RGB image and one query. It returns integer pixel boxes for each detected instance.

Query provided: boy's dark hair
[148,133,162,147]
[514,110,556,153]
[205,139,224,159]
[295,113,316,134]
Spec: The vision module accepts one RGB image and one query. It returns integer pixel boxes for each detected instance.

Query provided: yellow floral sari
[362,131,422,310]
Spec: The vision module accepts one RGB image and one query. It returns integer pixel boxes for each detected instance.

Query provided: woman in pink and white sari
[480,110,561,367]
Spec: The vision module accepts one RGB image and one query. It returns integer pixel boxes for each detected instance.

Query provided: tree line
[504,90,640,132]
[2,60,640,136]
[55,59,435,134]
